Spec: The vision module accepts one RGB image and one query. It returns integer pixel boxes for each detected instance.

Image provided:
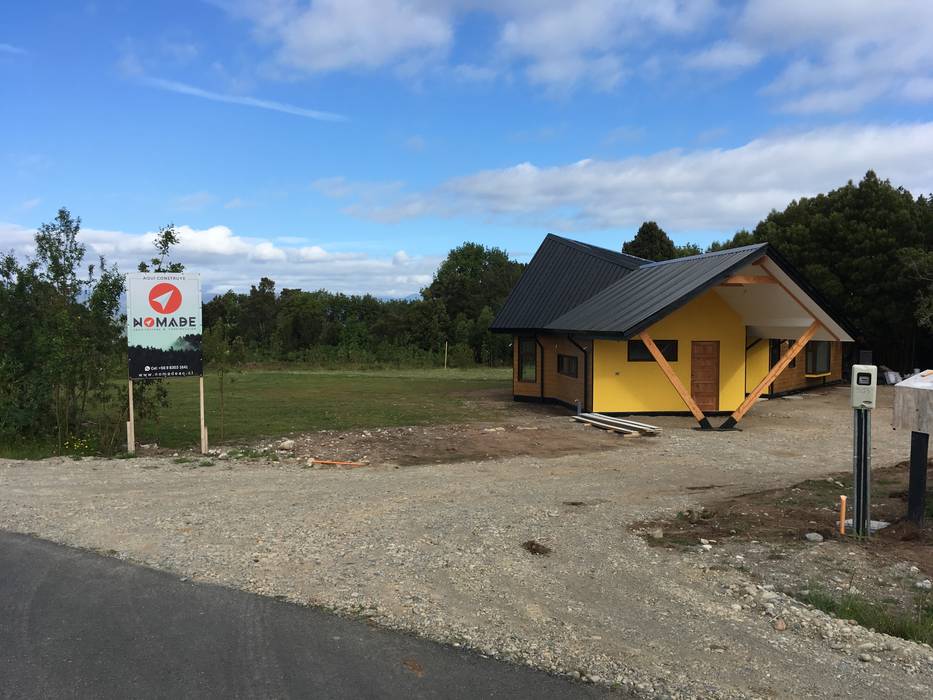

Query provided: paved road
[0,533,612,699]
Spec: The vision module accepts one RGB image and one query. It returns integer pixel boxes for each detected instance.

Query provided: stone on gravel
[916,579,932,591]
[279,439,296,451]
[804,532,824,543]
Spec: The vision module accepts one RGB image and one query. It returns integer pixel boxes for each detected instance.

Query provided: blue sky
[3,1,933,296]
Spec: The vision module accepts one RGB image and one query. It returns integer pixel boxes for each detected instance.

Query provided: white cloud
[686,40,761,70]
[219,0,715,91]
[224,0,452,74]
[0,43,26,55]
[698,0,933,113]
[138,75,345,122]
[20,197,41,210]
[224,197,248,209]
[0,221,439,298]
[333,122,933,233]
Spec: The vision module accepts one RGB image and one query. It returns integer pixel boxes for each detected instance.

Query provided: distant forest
[203,242,524,368]
[207,171,933,371]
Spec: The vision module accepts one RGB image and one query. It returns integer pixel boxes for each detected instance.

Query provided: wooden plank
[572,415,637,435]
[719,274,777,286]
[638,331,711,428]
[581,413,661,433]
[721,320,820,429]
[126,379,135,454]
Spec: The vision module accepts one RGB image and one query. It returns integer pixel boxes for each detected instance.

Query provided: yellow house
[491,235,855,430]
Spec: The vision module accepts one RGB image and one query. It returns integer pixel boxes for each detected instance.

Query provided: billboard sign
[126,273,202,379]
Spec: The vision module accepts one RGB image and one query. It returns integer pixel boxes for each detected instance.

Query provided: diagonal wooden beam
[638,331,712,430]
[720,320,821,430]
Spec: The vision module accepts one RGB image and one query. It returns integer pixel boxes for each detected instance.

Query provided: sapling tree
[202,319,245,441]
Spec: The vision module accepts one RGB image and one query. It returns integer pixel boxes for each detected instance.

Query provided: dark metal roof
[490,234,645,331]
[542,244,769,337]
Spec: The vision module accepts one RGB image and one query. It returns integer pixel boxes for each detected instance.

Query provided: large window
[806,341,832,376]
[627,339,678,362]
[557,353,579,378]
[518,337,537,382]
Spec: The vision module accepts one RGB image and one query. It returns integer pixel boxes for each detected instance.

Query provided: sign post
[850,365,877,537]
[126,273,204,453]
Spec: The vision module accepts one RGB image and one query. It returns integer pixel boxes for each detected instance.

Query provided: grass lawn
[135,367,512,449]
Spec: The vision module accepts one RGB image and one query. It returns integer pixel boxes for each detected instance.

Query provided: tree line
[625,172,933,369]
[201,242,522,369]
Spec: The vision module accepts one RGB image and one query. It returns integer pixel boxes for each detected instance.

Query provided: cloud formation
[1,222,438,298]
[696,0,933,113]
[138,76,346,121]
[323,122,933,233]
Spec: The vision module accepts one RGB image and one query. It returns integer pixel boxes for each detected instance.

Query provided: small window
[805,341,831,375]
[518,337,537,382]
[557,354,578,378]
[786,340,796,369]
[628,339,678,362]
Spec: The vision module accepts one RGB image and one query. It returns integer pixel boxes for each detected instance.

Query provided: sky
[3,0,933,297]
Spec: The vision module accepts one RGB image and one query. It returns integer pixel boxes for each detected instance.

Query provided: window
[786,340,796,369]
[518,337,537,382]
[805,341,831,375]
[557,354,579,378]
[627,339,678,362]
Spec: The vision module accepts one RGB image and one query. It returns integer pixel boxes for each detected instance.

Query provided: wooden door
[691,341,720,412]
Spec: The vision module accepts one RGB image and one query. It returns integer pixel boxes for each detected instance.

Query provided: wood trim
[723,320,820,428]
[638,331,710,427]
[719,274,777,286]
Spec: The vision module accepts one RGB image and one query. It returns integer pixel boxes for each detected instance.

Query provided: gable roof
[492,235,857,341]
[545,244,768,337]
[489,234,645,332]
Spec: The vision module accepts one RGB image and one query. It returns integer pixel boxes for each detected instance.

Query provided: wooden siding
[771,340,844,393]
[512,334,590,410]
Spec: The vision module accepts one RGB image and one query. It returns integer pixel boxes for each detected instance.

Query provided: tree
[203,320,245,441]
[423,242,524,322]
[0,208,126,451]
[623,221,676,261]
[710,171,933,368]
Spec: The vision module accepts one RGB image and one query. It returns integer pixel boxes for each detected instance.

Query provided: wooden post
[126,379,135,454]
[444,340,448,369]
[908,431,929,526]
[638,331,711,429]
[199,375,208,454]
[720,320,820,429]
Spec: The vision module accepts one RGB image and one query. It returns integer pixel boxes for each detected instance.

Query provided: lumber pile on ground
[571,413,661,437]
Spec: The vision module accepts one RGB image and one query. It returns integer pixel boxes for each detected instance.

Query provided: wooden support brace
[638,331,712,430]
[720,320,820,430]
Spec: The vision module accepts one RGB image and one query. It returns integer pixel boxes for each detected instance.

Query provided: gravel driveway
[2,386,931,698]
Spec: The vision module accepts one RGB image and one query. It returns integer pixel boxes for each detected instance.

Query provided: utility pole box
[893,370,933,434]
[851,364,877,409]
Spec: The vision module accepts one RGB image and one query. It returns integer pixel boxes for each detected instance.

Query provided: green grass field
[134,367,512,449]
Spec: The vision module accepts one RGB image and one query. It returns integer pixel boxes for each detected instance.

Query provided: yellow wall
[745,338,769,393]
[592,290,746,412]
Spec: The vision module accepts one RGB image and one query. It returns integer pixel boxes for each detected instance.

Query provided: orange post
[839,495,847,535]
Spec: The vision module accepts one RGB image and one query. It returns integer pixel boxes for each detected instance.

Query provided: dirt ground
[144,389,631,467]
[635,459,933,623]
[2,385,933,699]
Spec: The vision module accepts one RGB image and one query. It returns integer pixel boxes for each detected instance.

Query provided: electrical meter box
[851,364,877,409]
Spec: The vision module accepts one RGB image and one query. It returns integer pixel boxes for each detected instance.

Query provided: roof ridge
[545,234,648,270]
[638,242,768,268]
